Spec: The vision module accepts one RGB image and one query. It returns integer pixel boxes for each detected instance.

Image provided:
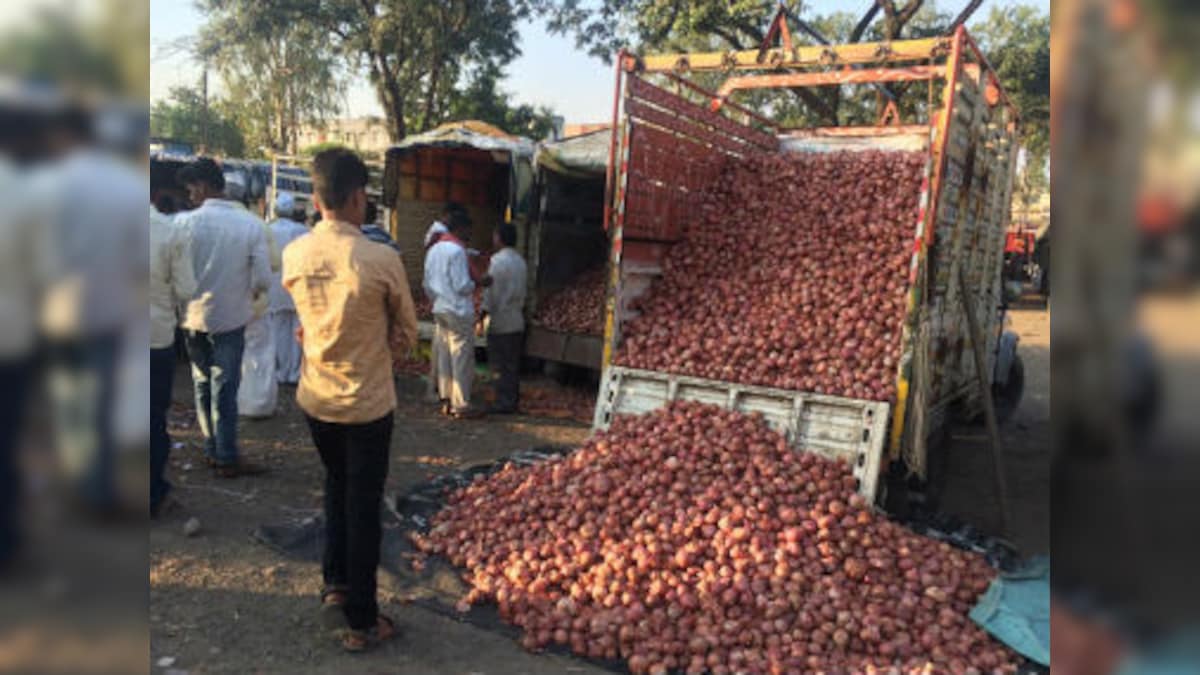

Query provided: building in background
[562,123,608,139]
[296,117,391,158]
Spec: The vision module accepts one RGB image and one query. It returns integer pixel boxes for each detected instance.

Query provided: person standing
[238,192,280,418]
[479,223,526,414]
[423,202,462,250]
[266,193,309,384]
[283,148,418,651]
[150,204,196,517]
[423,210,484,418]
[360,202,402,254]
[175,158,272,477]
[36,106,145,515]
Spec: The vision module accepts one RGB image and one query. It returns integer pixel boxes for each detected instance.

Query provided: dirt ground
[938,306,1051,555]
[149,307,1053,675]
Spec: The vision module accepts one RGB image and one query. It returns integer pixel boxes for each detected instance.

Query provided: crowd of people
[149,147,529,651]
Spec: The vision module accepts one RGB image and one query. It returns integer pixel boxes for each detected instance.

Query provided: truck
[592,20,1022,504]
[524,129,612,370]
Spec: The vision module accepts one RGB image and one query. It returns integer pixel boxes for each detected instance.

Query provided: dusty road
[150,306,1053,674]
[939,306,1051,555]
[151,372,608,675]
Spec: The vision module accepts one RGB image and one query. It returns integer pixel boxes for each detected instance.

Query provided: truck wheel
[993,353,1025,424]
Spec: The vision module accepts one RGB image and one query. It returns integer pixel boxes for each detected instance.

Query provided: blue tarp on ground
[970,555,1051,666]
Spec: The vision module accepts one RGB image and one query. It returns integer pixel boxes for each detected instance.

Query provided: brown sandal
[319,587,348,630]
[340,614,397,653]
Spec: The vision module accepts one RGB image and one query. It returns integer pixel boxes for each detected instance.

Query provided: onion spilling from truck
[421,402,1017,674]
[615,151,923,402]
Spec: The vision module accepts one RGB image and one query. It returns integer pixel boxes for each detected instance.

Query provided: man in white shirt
[150,204,196,517]
[36,109,146,516]
[423,201,462,250]
[423,210,485,418]
[267,193,309,384]
[175,158,273,477]
[480,223,527,414]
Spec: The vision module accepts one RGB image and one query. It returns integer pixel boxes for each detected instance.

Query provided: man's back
[267,218,309,312]
[284,220,417,424]
[178,198,270,334]
[484,247,527,334]
[423,239,474,318]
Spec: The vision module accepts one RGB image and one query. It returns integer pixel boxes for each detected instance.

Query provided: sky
[150,0,1050,126]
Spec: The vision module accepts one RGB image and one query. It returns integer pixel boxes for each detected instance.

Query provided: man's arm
[170,224,198,309]
[449,248,475,296]
[385,257,419,361]
[249,223,272,295]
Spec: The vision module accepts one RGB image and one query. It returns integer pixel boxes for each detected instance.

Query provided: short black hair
[443,201,464,217]
[497,223,517,247]
[311,148,368,210]
[449,209,472,233]
[178,157,225,191]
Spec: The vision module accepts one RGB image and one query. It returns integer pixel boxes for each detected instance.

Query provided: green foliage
[298,141,351,156]
[445,65,560,140]
[0,1,148,98]
[150,86,247,157]
[970,5,1050,161]
[197,0,343,154]
[311,0,530,140]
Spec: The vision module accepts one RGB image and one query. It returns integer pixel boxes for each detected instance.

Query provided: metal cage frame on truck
[594,15,1020,502]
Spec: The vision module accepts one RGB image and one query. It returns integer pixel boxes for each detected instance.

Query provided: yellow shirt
[283,219,418,423]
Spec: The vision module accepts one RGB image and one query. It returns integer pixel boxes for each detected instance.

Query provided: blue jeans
[150,345,176,512]
[45,335,119,510]
[184,327,245,466]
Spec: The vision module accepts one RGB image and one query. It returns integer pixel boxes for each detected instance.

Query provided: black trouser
[488,331,523,412]
[305,412,393,630]
[0,359,31,566]
[150,345,176,513]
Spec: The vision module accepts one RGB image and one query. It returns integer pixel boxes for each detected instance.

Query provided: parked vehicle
[593,24,1022,504]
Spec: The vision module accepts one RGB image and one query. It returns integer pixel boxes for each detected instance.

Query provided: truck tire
[993,353,1025,424]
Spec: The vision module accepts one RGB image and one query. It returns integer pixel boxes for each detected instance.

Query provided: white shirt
[0,159,54,358]
[483,247,527,334]
[266,217,309,313]
[176,198,272,334]
[422,239,474,319]
[35,150,147,340]
[150,207,197,349]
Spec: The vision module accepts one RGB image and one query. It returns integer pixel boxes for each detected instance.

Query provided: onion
[425,401,1015,673]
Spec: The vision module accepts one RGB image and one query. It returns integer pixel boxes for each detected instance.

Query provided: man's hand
[295,324,304,343]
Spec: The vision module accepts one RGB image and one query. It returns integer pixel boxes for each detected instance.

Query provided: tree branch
[850,2,882,43]
[898,0,925,25]
[947,0,984,32]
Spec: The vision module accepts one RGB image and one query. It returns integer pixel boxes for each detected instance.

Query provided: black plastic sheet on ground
[254,445,1045,675]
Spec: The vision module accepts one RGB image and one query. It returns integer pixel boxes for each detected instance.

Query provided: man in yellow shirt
[282,149,418,652]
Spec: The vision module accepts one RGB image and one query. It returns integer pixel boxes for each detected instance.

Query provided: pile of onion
[534,266,608,336]
[614,151,924,402]
[420,402,1015,674]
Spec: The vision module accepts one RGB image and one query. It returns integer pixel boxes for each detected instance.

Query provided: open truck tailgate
[594,366,891,502]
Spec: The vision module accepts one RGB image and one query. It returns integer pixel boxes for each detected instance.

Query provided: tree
[307,0,528,141]
[197,0,344,154]
[444,64,560,139]
[969,5,1050,163]
[0,3,142,98]
[151,86,247,157]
